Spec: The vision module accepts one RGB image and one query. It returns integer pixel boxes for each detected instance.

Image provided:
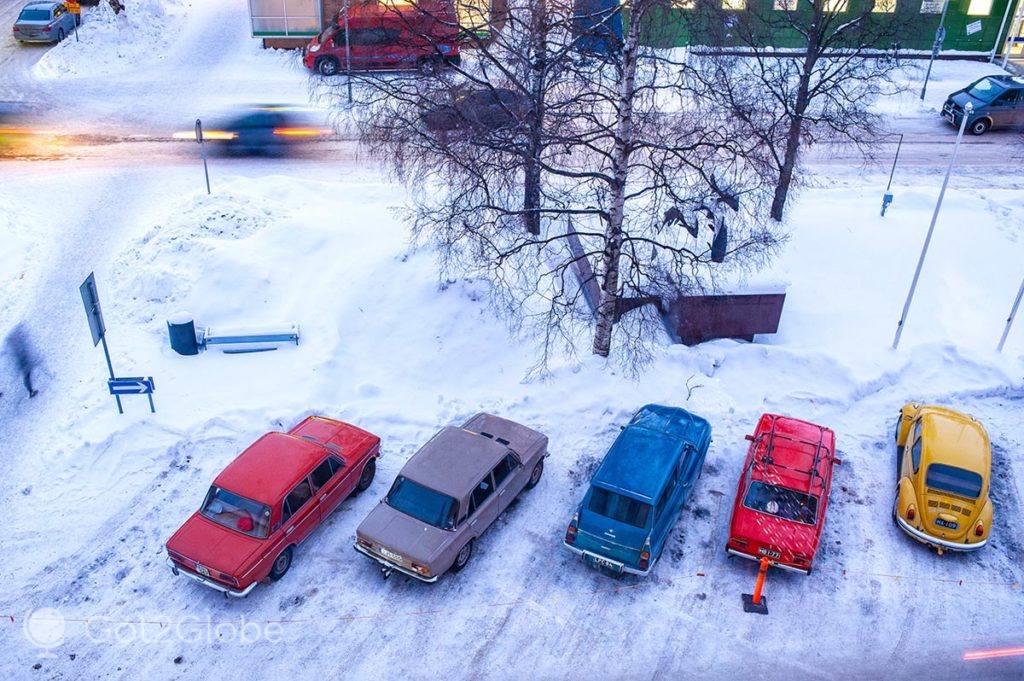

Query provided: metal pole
[344,0,352,103]
[893,102,972,351]
[100,335,123,414]
[885,133,903,194]
[920,0,950,101]
[997,275,1024,352]
[1004,10,1023,69]
[990,0,1016,62]
[196,119,211,195]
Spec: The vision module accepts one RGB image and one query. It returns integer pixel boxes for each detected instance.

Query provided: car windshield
[925,463,983,499]
[966,78,1007,103]
[587,487,651,529]
[19,9,51,20]
[744,481,818,525]
[200,486,271,538]
[317,25,337,43]
[385,476,457,529]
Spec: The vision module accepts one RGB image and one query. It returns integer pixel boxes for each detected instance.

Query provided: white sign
[919,0,943,12]
[966,20,982,35]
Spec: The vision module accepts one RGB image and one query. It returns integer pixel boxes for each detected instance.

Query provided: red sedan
[166,416,380,596]
[726,414,838,575]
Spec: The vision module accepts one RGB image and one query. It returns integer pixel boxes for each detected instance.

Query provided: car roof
[749,414,835,496]
[400,426,510,500]
[919,407,989,473]
[213,432,328,506]
[23,2,58,8]
[591,405,711,503]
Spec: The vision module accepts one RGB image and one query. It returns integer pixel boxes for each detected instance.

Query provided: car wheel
[525,460,544,490]
[969,118,990,136]
[450,539,473,573]
[316,57,340,76]
[268,547,293,581]
[355,458,376,494]
[417,57,441,75]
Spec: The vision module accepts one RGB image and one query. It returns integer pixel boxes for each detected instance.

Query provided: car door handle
[285,526,295,535]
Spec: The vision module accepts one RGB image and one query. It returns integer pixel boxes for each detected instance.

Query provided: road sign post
[997,276,1024,352]
[920,0,950,101]
[108,377,156,413]
[196,118,211,195]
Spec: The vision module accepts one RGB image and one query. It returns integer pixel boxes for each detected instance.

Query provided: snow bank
[32,0,190,81]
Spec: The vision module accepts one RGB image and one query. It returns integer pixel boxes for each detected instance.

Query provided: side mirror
[744,434,754,442]
[834,458,843,466]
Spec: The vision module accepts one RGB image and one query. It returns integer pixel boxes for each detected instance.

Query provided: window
[925,464,984,499]
[823,0,848,11]
[282,480,313,524]
[967,0,993,15]
[491,453,518,487]
[994,90,1020,105]
[743,481,818,525]
[910,438,923,474]
[872,0,896,12]
[385,476,458,529]
[311,459,336,490]
[967,77,1007,103]
[471,474,495,510]
[722,0,746,9]
[349,28,401,46]
[328,456,345,476]
[774,0,798,9]
[201,486,272,538]
[587,488,652,529]
[19,9,51,20]
[655,475,678,520]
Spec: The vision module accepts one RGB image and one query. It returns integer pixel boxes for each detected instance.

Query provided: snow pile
[32,0,190,80]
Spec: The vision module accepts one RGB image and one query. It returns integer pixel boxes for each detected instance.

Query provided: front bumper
[563,541,652,576]
[354,543,438,583]
[895,516,987,552]
[727,547,810,575]
[167,559,257,597]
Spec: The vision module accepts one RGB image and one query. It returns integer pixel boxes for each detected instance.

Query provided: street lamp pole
[892,102,972,351]
[921,0,951,101]
[344,0,353,103]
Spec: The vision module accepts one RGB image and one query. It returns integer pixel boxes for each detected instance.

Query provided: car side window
[911,436,923,474]
[327,455,345,476]
[310,459,335,489]
[656,475,678,520]
[470,474,494,512]
[281,480,313,524]
[491,453,517,487]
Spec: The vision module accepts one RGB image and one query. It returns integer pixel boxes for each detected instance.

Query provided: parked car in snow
[302,1,460,76]
[12,2,76,43]
[166,416,380,596]
[893,404,992,553]
[420,87,532,133]
[355,413,548,582]
[563,405,711,576]
[726,414,838,574]
[942,75,1024,135]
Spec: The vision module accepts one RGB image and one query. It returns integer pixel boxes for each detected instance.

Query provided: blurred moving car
[893,404,992,553]
[726,414,839,574]
[563,405,711,576]
[303,1,460,76]
[355,413,548,582]
[166,416,381,597]
[12,2,77,43]
[173,105,329,157]
[942,75,1024,135]
[420,88,531,133]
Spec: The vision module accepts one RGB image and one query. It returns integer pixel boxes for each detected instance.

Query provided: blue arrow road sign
[108,377,156,413]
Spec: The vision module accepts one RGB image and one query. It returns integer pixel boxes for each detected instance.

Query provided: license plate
[195,564,210,577]
[944,112,955,123]
[379,547,403,563]
[589,555,621,572]
[936,518,958,530]
[758,547,781,559]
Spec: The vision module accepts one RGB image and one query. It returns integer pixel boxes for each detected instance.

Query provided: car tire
[525,459,544,490]
[450,539,473,573]
[268,547,293,582]
[417,57,441,75]
[316,57,340,77]
[969,118,990,136]
[354,458,376,494]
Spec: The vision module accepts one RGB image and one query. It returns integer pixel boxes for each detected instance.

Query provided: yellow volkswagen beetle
[893,404,992,553]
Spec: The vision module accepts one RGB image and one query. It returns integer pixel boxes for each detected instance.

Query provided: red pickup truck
[302,2,460,76]
[166,416,380,597]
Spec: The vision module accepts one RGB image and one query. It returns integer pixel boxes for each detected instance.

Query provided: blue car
[564,404,711,576]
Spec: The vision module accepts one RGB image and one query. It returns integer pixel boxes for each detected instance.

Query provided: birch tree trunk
[523,0,547,236]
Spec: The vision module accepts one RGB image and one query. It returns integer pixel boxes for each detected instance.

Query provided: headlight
[309,44,320,53]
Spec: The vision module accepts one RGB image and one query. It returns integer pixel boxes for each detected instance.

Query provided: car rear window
[743,481,818,525]
[201,486,272,538]
[385,476,457,530]
[19,9,51,20]
[925,463,983,499]
[587,487,651,529]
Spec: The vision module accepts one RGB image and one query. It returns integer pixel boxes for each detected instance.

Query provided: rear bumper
[354,543,438,583]
[895,516,987,552]
[563,541,652,577]
[727,547,810,575]
[167,559,256,597]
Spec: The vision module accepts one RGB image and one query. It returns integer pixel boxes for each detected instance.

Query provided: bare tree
[685,0,914,221]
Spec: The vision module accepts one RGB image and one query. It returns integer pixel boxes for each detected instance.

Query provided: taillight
[906,505,916,522]
[565,513,578,545]
[638,538,652,571]
[357,537,373,550]
[974,522,984,537]
[219,572,238,586]
[412,563,430,577]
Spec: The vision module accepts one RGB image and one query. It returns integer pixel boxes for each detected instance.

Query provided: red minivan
[302,2,461,76]
[166,416,380,597]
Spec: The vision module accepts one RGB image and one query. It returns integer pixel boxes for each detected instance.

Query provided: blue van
[564,404,711,576]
